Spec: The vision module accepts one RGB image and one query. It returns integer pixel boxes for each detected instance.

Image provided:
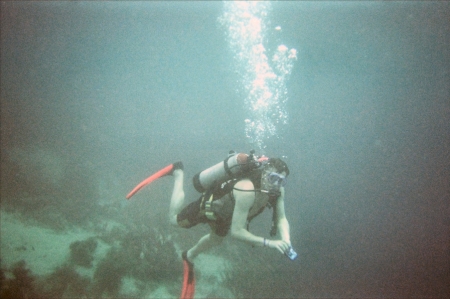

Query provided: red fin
[180,259,195,299]
[126,163,174,199]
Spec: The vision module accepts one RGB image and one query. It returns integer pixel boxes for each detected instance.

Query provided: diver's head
[265,158,289,177]
[260,158,289,197]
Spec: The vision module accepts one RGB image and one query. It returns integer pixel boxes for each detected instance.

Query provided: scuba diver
[126,151,296,298]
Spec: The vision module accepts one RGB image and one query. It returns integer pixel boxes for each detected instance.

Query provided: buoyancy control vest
[196,151,279,236]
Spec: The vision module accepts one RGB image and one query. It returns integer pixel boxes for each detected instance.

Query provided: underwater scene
[1,1,449,298]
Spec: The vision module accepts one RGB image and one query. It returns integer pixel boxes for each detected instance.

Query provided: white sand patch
[147,284,173,299]
[0,211,110,276]
[120,276,140,296]
[120,277,179,299]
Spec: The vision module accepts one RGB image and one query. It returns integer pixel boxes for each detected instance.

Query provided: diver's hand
[267,240,290,254]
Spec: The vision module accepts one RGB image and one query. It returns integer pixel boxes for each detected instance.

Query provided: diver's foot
[181,249,195,296]
[165,161,184,176]
[182,250,194,267]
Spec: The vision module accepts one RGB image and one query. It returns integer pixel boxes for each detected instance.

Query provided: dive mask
[267,172,287,187]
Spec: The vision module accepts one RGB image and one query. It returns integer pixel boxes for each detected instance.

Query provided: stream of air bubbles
[219,1,297,151]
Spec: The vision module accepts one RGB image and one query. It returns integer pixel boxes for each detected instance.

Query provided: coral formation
[69,237,98,268]
[0,261,91,299]
[0,228,180,298]
[91,228,179,297]
[92,247,127,298]
[39,265,91,298]
[0,260,36,299]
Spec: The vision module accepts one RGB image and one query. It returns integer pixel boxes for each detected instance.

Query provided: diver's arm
[230,180,262,246]
[276,187,292,246]
[230,180,289,254]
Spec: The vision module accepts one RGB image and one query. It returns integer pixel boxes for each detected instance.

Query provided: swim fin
[180,251,195,299]
[126,161,183,199]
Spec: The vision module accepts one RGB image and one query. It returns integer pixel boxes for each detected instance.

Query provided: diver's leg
[186,232,224,261]
[169,169,185,226]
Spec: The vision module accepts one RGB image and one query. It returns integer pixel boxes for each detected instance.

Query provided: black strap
[244,195,278,235]
[270,201,278,236]
[223,156,233,177]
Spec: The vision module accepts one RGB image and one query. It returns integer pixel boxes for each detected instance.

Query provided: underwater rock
[36,264,90,299]
[69,237,98,268]
[92,247,126,298]
[0,260,36,299]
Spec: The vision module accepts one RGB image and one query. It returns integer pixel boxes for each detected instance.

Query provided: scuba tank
[192,150,265,193]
